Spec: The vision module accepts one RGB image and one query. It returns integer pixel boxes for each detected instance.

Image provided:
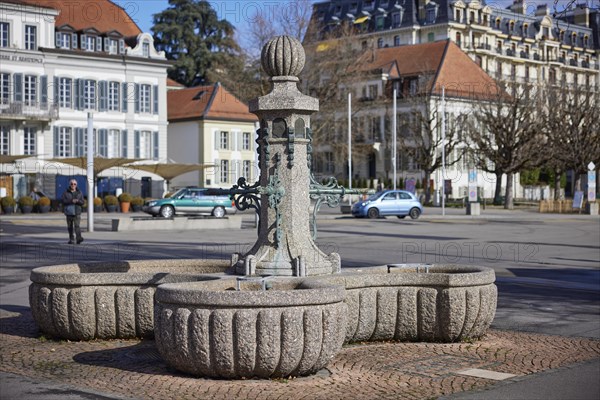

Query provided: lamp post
[87,112,94,232]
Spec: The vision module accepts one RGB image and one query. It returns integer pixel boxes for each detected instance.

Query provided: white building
[0,0,169,199]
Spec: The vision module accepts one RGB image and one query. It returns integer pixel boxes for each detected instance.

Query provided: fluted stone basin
[29,259,230,340]
[154,278,347,379]
[312,264,497,343]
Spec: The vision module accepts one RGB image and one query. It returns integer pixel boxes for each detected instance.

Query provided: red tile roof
[9,0,141,36]
[167,78,185,89]
[357,40,501,100]
[168,83,258,123]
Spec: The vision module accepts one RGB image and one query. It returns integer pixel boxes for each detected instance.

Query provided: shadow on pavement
[0,307,40,339]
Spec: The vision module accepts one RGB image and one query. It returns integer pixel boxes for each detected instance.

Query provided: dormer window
[142,41,150,57]
[376,15,385,30]
[380,0,389,7]
[455,9,461,22]
[509,21,515,32]
[572,33,577,45]
[350,2,358,13]
[426,7,437,23]
[584,35,589,47]
[559,30,565,42]
[82,34,96,51]
[392,10,403,27]
[495,18,501,29]
[56,31,71,49]
[106,38,119,54]
[364,0,375,10]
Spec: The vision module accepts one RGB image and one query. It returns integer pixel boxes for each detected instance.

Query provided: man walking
[62,179,84,244]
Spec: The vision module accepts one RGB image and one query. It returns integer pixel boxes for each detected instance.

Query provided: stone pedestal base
[586,202,598,215]
[467,202,481,216]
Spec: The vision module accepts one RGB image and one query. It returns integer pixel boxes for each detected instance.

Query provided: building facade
[167,82,258,189]
[0,0,169,199]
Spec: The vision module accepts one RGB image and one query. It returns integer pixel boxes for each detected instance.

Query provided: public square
[1,208,599,399]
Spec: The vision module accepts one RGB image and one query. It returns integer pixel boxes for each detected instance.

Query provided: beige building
[167,83,258,189]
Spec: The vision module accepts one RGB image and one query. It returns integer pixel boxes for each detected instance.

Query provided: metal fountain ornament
[210,36,370,277]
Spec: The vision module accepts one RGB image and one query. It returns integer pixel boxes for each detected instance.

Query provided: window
[56,32,71,49]
[409,79,418,95]
[377,38,384,48]
[428,32,435,42]
[24,75,36,105]
[108,82,120,111]
[392,12,401,27]
[138,130,152,158]
[140,84,151,113]
[59,77,72,108]
[426,8,436,23]
[107,129,121,157]
[242,132,251,150]
[0,22,8,48]
[0,125,9,154]
[243,160,251,179]
[349,2,358,13]
[376,15,385,30]
[57,127,72,157]
[394,35,400,46]
[364,0,374,10]
[23,126,36,155]
[0,73,9,103]
[83,80,96,109]
[25,25,36,50]
[84,35,95,51]
[219,131,229,149]
[220,159,229,183]
[108,38,118,54]
[142,41,150,57]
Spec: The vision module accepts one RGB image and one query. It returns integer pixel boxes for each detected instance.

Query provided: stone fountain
[29,36,497,380]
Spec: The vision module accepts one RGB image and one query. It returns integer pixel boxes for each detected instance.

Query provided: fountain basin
[313,264,497,343]
[29,259,230,340]
[154,278,347,379]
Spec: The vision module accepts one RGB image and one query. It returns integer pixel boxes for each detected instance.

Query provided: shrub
[38,196,51,207]
[1,196,16,208]
[104,195,118,206]
[131,196,144,206]
[118,192,132,203]
[18,196,34,207]
[93,197,103,206]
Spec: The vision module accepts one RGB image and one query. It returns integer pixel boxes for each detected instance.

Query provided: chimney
[573,4,590,27]
[510,0,525,15]
[535,4,548,17]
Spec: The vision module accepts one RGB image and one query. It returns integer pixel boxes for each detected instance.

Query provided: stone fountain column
[235,36,340,277]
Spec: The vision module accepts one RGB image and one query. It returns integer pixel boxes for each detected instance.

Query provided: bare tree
[467,82,546,209]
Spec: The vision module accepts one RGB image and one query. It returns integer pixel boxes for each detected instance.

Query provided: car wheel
[367,208,379,219]
[212,206,225,218]
[409,207,421,220]
[160,205,174,218]
[397,215,406,219]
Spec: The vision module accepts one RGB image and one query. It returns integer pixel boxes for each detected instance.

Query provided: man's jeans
[66,215,82,241]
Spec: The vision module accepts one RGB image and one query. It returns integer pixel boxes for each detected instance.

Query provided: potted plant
[93,197,103,212]
[104,195,118,212]
[131,196,144,212]
[37,196,51,213]
[118,192,132,213]
[1,196,16,214]
[18,196,34,214]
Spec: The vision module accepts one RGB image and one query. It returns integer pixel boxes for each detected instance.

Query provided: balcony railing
[0,102,59,121]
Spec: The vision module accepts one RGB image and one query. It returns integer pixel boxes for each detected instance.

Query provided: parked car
[351,190,423,219]
[142,187,237,218]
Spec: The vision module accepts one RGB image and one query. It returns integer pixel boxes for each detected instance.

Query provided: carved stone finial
[261,35,306,78]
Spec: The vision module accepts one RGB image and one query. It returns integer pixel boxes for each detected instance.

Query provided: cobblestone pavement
[1,310,599,400]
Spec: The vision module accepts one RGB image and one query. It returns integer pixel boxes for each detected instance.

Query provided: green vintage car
[142,187,237,218]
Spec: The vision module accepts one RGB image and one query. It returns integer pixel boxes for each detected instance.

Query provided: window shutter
[40,75,47,105]
[14,73,23,102]
[122,82,128,112]
[81,34,87,50]
[134,83,140,113]
[98,128,107,156]
[119,39,125,54]
[72,33,78,49]
[53,126,59,156]
[73,79,79,110]
[153,85,158,114]
[55,32,61,47]
[121,129,128,157]
[134,130,140,158]
[96,36,102,51]
[104,37,109,52]
[74,128,81,156]
[214,131,219,150]
[99,81,107,111]
[153,131,159,160]
[214,159,220,184]
[53,76,59,103]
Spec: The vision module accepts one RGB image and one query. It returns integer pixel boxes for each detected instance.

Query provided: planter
[313,264,497,343]
[120,201,131,213]
[93,205,103,213]
[38,205,51,213]
[154,278,347,379]
[20,205,33,214]
[29,259,231,340]
[105,205,118,213]
[131,204,142,212]
[2,206,15,214]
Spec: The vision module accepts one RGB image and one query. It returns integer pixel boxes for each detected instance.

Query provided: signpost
[587,162,598,215]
